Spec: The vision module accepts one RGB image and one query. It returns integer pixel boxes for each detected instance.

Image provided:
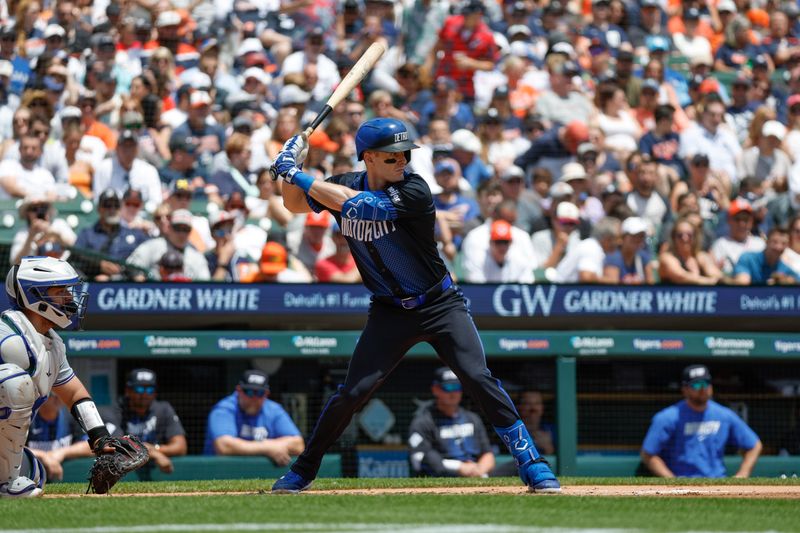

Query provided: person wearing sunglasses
[271,117,560,493]
[408,367,495,478]
[641,365,762,478]
[203,370,304,466]
[99,369,187,476]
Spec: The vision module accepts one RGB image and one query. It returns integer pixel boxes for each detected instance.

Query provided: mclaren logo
[394,131,408,142]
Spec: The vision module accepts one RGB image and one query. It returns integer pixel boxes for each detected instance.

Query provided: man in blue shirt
[204,370,304,466]
[641,365,762,477]
[27,395,92,481]
[733,227,798,285]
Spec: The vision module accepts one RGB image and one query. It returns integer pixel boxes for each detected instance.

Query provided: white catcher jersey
[0,310,73,401]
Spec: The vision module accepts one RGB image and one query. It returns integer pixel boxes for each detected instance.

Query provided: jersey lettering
[341,218,397,242]
[683,421,721,440]
[439,422,475,440]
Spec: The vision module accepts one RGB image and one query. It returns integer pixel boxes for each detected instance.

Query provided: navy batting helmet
[355,118,419,161]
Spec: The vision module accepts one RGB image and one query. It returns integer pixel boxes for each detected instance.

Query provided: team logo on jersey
[341,218,397,242]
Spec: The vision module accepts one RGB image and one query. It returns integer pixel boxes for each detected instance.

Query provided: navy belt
[378,274,453,310]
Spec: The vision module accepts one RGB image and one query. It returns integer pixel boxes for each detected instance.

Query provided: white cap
[555,201,580,223]
[44,24,66,39]
[170,209,194,226]
[762,120,787,141]
[60,106,82,120]
[561,162,587,182]
[0,60,12,78]
[189,91,213,108]
[717,0,736,12]
[237,37,264,57]
[621,216,649,235]
[243,67,271,86]
[451,129,482,154]
[187,71,212,90]
[208,210,235,228]
[549,181,574,198]
[279,84,310,105]
[156,10,181,28]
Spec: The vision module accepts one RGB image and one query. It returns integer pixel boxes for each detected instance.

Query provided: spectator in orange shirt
[315,223,361,283]
[79,91,117,150]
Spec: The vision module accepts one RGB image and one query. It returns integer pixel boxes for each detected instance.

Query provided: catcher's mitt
[87,435,150,494]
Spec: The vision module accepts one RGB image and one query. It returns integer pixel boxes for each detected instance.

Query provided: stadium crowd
[2,0,800,284]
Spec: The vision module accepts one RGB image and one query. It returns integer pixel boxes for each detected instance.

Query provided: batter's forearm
[308,180,359,211]
[282,183,313,213]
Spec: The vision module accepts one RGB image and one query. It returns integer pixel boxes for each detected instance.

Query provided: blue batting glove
[269,149,297,182]
[282,134,307,160]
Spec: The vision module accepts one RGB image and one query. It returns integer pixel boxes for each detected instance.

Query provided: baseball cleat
[522,459,561,493]
[271,471,313,494]
[0,478,44,498]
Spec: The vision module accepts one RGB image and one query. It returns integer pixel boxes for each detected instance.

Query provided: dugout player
[270,117,560,493]
[27,394,93,481]
[0,257,120,497]
[641,365,762,478]
[408,368,495,477]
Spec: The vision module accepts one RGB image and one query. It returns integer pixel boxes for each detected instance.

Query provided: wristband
[71,398,109,447]
[288,168,315,193]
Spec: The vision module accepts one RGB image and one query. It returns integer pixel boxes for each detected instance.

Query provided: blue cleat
[522,458,561,493]
[271,471,313,494]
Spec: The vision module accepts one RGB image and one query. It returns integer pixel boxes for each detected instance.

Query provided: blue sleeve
[206,403,239,442]
[733,252,758,276]
[268,404,301,438]
[642,409,675,455]
[726,410,759,450]
[604,251,625,269]
[74,229,89,251]
[638,133,655,156]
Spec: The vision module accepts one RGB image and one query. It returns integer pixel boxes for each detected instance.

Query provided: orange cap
[309,130,340,153]
[305,211,330,228]
[259,242,287,275]
[490,220,513,242]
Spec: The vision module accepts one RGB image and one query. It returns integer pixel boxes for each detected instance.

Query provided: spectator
[593,83,642,159]
[639,104,685,180]
[78,91,117,150]
[669,153,729,222]
[209,133,259,199]
[726,75,758,146]
[464,219,533,283]
[536,58,592,126]
[73,188,150,281]
[10,192,76,265]
[733,227,798,285]
[205,211,239,282]
[518,391,556,456]
[239,241,312,283]
[641,365,762,478]
[531,201,582,271]
[0,133,56,199]
[27,395,91,481]
[204,370,305,465]
[315,222,361,283]
[515,120,590,181]
[603,216,655,284]
[93,129,163,206]
[450,129,492,189]
[781,215,800,276]
[289,212,335,275]
[768,166,800,228]
[462,179,503,236]
[120,187,157,235]
[710,199,765,275]
[100,369,188,475]
[246,168,294,228]
[625,154,668,232]
[432,158,479,246]
[554,216,621,283]
[408,368,495,477]
[561,162,604,223]
[159,137,206,195]
[680,97,742,186]
[659,216,723,285]
[158,249,192,282]
[171,91,226,175]
[738,120,791,190]
[127,209,211,281]
[282,27,341,103]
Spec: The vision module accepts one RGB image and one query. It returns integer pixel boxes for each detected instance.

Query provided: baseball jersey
[203,393,301,455]
[99,399,185,445]
[642,399,759,477]
[308,171,448,297]
[26,407,83,452]
[408,405,492,476]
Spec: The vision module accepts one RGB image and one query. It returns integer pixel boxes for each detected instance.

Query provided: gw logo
[394,132,408,142]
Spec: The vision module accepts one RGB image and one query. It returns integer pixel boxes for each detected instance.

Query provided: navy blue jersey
[27,408,83,452]
[308,171,448,297]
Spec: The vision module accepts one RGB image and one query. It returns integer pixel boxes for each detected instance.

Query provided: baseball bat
[302,41,387,137]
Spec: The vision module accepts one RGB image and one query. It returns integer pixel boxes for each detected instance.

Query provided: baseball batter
[270,118,560,493]
[1,257,120,496]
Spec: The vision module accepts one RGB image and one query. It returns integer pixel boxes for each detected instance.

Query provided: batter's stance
[270,118,560,493]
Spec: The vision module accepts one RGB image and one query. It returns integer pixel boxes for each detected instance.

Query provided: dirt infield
[43,485,800,499]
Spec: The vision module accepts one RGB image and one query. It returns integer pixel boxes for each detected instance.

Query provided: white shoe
[0,477,44,498]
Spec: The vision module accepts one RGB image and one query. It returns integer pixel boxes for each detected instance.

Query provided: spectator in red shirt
[315,223,361,283]
[426,0,499,103]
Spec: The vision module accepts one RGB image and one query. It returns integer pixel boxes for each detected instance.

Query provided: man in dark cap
[641,365,762,477]
[100,369,187,475]
[408,367,495,477]
[204,370,304,465]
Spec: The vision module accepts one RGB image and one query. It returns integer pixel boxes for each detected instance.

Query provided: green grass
[3,478,799,532]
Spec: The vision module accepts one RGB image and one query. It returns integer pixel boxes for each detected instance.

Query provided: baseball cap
[44,24,66,39]
[208,210,236,228]
[507,24,532,38]
[127,368,157,387]
[434,159,458,175]
[561,162,587,182]
[237,37,264,57]
[169,136,198,154]
[260,241,288,274]
[279,84,311,105]
[788,94,800,108]
[461,0,485,14]
[549,181,574,198]
[752,54,769,69]
[577,142,599,157]
[728,197,754,217]
[698,77,721,95]
[691,153,710,166]
[732,74,752,87]
[159,249,184,269]
[500,165,525,181]
[118,129,138,144]
[155,10,181,27]
[433,367,462,392]
[690,52,714,67]
[641,78,660,93]
[762,120,787,141]
[490,219,513,242]
[309,130,340,153]
[717,0,736,12]
[556,201,580,224]
[682,364,712,386]
[37,240,65,258]
[621,216,648,235]
[239,369,269,392]
[684,6,701,19]
[170,208,194,227]
[190,91,213,108]
[169,178,193,197]
[243,67,271,86]
[305,211,330,228]
[434,76,457,92]
[98,188,121,206]
[646,35,670,53]
[451,129,482,154]
[122,111,144,128]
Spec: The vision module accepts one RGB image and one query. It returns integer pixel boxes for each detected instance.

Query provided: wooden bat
[302,41,387,137]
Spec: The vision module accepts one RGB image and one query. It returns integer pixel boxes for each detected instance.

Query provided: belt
[377,274,453,310]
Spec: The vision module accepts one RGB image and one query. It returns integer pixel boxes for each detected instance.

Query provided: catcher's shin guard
[0,447,48,497]
[0,364,36,486]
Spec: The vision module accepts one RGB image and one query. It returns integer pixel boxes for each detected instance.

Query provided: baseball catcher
[0,257,147,497]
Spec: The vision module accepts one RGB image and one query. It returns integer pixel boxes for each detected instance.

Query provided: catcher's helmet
[355,118,419,161]
[6,256,88,330]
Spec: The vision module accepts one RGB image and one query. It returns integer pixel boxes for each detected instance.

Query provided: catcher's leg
[0,364,43,498]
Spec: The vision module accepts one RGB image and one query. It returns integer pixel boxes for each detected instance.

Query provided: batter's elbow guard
[342,192,397,221]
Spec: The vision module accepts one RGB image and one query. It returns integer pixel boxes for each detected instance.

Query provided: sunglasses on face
[172,224,192,233]
[133,385,155,394]
[124,201,142,208]
[100,202,121,209]
[124,123,143,130]
[689,380,710,390]
[676,231,694,239]
[241,388,267,398]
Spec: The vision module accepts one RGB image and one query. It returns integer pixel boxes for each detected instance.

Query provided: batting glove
[269,149,297,182]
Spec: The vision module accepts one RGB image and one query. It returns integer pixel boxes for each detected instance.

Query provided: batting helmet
[354,118,419,161]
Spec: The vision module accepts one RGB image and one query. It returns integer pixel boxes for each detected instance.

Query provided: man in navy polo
[641,365,762,477]
[204,370,304,466]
